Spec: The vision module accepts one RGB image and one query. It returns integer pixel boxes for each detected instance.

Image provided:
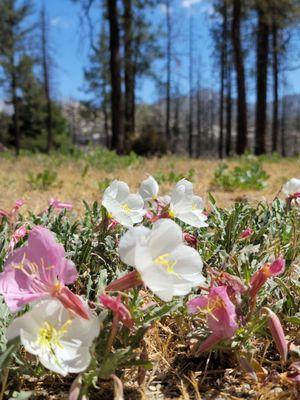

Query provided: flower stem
[105,314,119,357]
[0,368,9,400]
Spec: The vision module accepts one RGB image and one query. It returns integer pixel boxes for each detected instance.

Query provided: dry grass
[0,155,299,213]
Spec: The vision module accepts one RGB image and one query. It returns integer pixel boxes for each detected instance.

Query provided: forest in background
[0,0,300,157]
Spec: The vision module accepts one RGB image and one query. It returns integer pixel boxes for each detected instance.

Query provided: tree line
[0,0,300,157]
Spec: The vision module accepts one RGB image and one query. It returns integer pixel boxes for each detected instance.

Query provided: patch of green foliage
[211,157,269,191]
[154,168,195,184]
[27,169,61,190]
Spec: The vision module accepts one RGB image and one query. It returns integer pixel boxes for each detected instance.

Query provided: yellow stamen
[154,253,178,276]
[169,210,175,218]
[37,320,72,351]
[121,204,131,214]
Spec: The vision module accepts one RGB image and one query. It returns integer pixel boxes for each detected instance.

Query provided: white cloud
[181,0,202,8]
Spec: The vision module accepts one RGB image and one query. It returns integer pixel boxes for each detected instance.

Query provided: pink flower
[187,286,238,354]
[8,225,27,253]
[0,226,89,319]
[240,228,253,239]
[100,294,133,328]
[49,198,73,211]
[249,257,285,299]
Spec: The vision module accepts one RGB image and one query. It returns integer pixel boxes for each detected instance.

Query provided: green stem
[104,314,119,357]
[0,368,9,400]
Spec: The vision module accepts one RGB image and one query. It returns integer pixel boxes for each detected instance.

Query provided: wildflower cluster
[0,176,299,398]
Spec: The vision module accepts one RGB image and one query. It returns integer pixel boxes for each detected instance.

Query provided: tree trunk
[123,0,134,151]
[271,21,279,153]
[225,62,232,156]
[196,63,202,157]
[188,13,193,157]
[102,79,110,148]
[281,96,286,157]
[11,66,20,156]
[165,0,171,147]
[231,0,247,155]
[255,6,269,155]
[41,6,53,153]
[219,1,227,159]
[107,0,124,154]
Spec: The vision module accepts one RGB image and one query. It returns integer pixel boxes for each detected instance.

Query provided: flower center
[37,320,72,350]
[169,210,175,218]
[192,203,198,211]
[154,253,177,275]
[121,204,131,214]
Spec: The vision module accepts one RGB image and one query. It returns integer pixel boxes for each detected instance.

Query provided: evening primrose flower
[169,179,208,228]
[118,219,205,301]
[187,286,238,354]
[139,176,159,202]
[282,178,300,204]
[102,180,145,227]
[0,226,89,319]
[6,299,100,376]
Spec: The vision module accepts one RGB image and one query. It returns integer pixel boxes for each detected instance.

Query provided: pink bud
[99,294,133,328]
[69,375,87,400]
[192,333,223,356]
[14,199,24,209]
[144,210,154,220]
[249,258,285,299]
[183,233,197,248]
[49,198,73,211]
[106,271,143,292]
[54,286,90,320]
[240,228,253,239]
[263,307,287,363]
[269,257,285,276]
[8,225,27,252]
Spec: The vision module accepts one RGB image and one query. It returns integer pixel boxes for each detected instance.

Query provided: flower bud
[262,307,287,363]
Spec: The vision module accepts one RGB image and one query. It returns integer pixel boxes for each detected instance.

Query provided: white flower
[118,219,205,301]
[282,178,300,198]
[102,180,145,227]
[169,179,208,228]
[139,176,159,202]
[6,299,100,376]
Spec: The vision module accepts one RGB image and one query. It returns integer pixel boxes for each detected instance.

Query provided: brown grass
[0,155,299,213]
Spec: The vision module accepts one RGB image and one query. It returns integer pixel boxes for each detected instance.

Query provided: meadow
[0,150,299,399]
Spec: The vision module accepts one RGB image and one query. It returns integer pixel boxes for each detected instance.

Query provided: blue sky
[33,0,300,104]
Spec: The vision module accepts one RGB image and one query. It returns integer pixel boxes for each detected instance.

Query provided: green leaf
[0,338,20,372]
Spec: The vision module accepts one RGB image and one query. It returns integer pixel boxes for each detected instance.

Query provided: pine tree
[0,0,34,155]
